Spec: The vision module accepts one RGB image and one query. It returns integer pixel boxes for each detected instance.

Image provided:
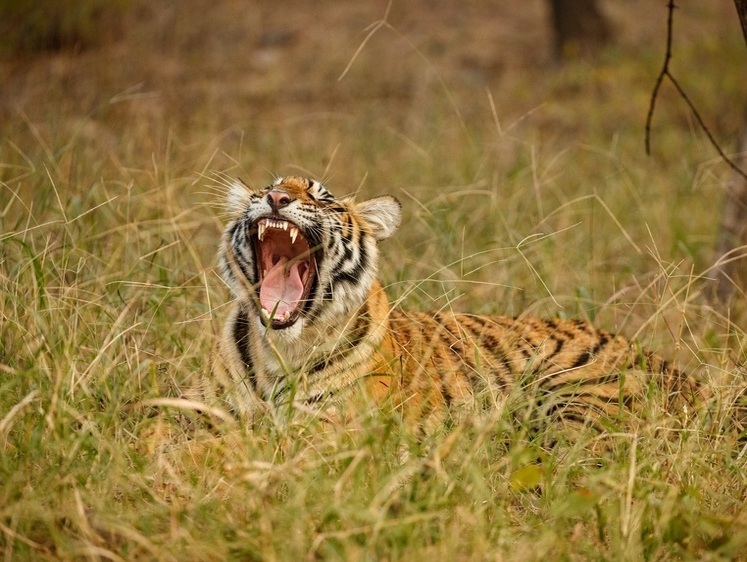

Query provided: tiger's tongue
[259,256,305,316]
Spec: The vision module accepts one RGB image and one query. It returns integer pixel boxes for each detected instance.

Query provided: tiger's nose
[267,189,292,211]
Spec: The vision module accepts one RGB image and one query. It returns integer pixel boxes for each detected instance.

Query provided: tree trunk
[548,0,611,59]
[712,1,747,301]
[713,119,747,301]
[735,0,747,41]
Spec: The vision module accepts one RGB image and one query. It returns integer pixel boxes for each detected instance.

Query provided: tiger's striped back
[380,309,700,433]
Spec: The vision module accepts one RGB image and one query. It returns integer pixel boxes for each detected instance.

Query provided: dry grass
[1,1,747,559]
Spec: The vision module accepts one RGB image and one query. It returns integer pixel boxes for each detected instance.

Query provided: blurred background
[1,1,742,170]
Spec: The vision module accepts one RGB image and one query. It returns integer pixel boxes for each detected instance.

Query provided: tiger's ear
[356,196,401,241]
[226,179,252,214]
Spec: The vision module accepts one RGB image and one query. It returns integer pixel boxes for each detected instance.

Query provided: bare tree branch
[645,0,747,182]
[644,0,674,156]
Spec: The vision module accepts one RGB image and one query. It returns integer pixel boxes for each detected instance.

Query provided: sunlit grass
[2,2,747,559]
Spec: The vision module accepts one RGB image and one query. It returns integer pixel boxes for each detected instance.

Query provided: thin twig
[644,0,675,156]
[645,0,747,181]
[667,73,747,180]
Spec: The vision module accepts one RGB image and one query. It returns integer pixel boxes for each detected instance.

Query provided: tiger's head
[219,176,401,339]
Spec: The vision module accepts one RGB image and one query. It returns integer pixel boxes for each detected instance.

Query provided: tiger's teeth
[260,218,296,236]
[290,226,298,244]
[261,308,270,320]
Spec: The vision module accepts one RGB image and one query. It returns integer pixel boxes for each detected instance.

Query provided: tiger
[207,175,706,436]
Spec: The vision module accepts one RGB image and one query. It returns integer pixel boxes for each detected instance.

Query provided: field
[2,0,747,559]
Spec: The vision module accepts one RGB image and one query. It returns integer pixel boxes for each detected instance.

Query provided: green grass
[2,2,747,559]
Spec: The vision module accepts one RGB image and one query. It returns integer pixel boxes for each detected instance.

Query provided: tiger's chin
[252,216,317,330]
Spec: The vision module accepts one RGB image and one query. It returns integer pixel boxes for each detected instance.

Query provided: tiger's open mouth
[252,217,317,329]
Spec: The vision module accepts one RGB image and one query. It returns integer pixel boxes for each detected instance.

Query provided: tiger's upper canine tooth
[258,221,266,240]
[289,226,298,244]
